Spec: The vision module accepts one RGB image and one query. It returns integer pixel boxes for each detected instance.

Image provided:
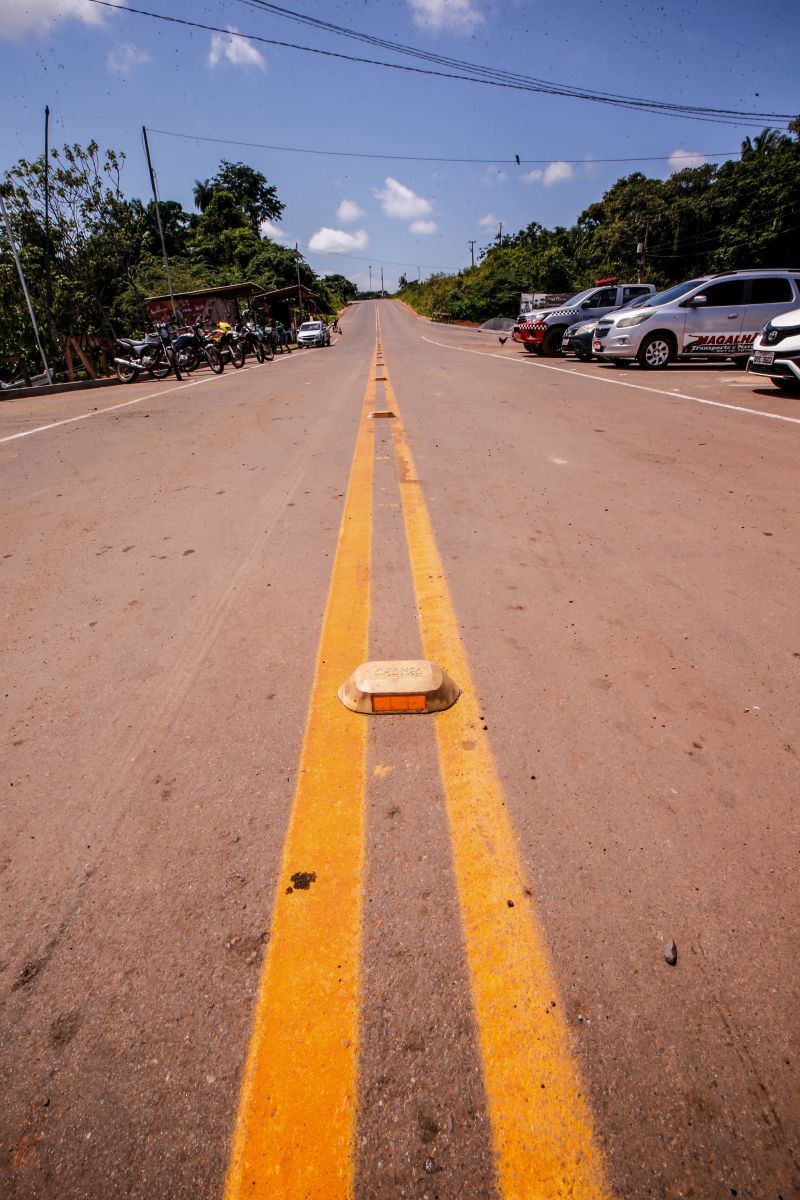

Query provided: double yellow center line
[224,323,610,1199]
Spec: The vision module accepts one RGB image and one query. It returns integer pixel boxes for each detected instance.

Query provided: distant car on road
[296,320,331,348]
[747,305,800,393]
[593,269,800,368]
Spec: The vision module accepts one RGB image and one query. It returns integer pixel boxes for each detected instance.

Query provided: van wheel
[637,333,674,369]
[542,327,565,357]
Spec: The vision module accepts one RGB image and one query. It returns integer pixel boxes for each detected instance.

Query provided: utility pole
[0,190,53,384]
[498,222,503,246]
[295,242,303,321]
[380,266,384,297]
[468,240,476,268]
[142,126,176,318]
[369,265,373,293]
[637,216,651,283]
[44,105,53,346]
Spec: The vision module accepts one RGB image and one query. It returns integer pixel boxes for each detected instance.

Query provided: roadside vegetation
[0,146,357,380]
[398,120,800,323]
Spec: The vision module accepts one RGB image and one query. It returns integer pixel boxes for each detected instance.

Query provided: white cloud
[209,27,265,71]
[479,212,501,228]
[337,199,365,224]
[0,0,113,36]
[543,160,575,186]
[409,0,483,34]
[668,148,708,171]
[374,177,432,220]
[260,219,289,243]
[308,227,369,253]
[410,219,438,235]
[106,41,151,77]
[522,162,574,186]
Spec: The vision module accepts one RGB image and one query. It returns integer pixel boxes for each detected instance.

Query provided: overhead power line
[147,126,737,167]
[238,0,792,125]
[87,1,791,128]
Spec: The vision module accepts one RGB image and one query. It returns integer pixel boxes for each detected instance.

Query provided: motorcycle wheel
[254,340,265,364]
[116,361,140,384]
[263,340,274,361]
[180,347,200,373]
[205,346,224,375]
[150,353,173,380]
[231,344,245,369]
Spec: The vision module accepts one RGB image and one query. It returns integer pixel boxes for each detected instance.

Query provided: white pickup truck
[513,281,656,357]
[296,320,331,348]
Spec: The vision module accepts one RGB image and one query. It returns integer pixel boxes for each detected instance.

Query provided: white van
[593,270,800,369]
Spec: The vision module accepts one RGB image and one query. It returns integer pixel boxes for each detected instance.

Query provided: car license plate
[753,351,774,366]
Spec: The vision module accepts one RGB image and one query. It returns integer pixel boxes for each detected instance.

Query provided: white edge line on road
[1,374,220,445]
[0,352,308,446]
[420,336,800,428]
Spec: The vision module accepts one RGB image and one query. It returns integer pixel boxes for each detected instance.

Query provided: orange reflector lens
[372,693,427,713]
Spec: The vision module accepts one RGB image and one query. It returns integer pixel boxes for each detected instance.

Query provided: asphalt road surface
[1,300,798,1200]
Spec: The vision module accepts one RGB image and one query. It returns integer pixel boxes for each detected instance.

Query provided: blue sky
[3,0,799,290]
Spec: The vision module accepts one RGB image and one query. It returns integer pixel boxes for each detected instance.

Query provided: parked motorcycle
[171,324,224,375]
[209,322,245,369]
[239,310,273,362]
[114,324,182,383]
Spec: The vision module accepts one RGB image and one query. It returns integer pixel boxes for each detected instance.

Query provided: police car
[593,270,800,369]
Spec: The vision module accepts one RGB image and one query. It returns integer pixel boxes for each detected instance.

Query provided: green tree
[194,161,284,233]
[1,141,142,371]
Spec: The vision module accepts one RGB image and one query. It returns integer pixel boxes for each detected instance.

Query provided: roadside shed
[261,284,320,329]
[146,282,268,329]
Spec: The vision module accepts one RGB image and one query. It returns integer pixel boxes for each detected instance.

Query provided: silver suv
[593,270,800,369]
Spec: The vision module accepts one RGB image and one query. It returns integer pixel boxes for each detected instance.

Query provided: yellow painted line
[381,326,611,1199]
[224,362,378,1199]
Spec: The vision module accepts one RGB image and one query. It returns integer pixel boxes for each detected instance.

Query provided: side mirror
[687,294,707,307]
[580,300,592,309]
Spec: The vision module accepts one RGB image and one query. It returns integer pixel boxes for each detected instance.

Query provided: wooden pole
[142,126,177,318]
[44,105,54,345]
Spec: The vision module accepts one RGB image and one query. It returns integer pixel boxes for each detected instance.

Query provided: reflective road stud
[338,659,460,715]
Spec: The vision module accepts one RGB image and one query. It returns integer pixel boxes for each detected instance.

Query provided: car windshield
[645,279,707,307]
[565,288,600,306]
[300,322,321,331]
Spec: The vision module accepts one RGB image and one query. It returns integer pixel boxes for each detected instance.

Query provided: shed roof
[261,284,318,301]
[146,282,267,303]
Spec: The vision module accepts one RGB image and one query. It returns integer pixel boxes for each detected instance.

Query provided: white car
[593,270,800,369]
[747,307,800,394]
[296,320,331,348]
